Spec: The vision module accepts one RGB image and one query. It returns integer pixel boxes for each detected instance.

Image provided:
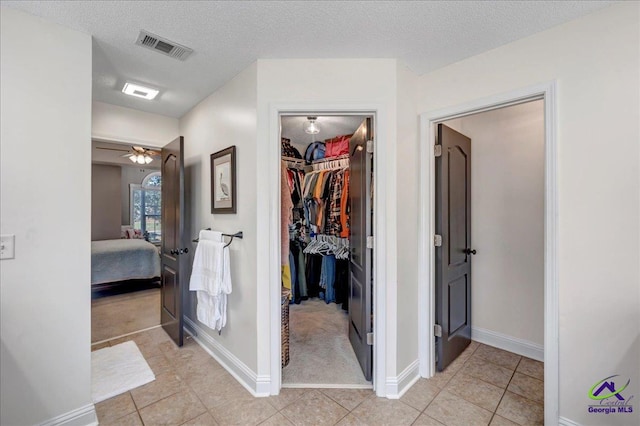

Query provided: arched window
[142,172,162,189]
[131,172,162,243]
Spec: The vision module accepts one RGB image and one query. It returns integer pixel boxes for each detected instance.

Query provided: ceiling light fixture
[303,117,320,135]
[129,153,153,164]
[122,82,159,100]
[126,146,157,164]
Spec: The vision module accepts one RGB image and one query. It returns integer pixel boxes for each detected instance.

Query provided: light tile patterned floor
[93,328,544,425]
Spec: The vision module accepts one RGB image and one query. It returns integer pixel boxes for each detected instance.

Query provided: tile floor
[93,328,544,425]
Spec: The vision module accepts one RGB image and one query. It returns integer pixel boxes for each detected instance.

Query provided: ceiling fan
[95,145,160,164]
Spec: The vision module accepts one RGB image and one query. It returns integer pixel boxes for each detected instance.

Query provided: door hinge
[434,145,442,157]
[366,140,374,154]
[434,324,442,338]
[366,332,374,345]
[434,234,442,247]
[366,236,374,249]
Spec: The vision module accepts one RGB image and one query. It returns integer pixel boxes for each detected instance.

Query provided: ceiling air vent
[135,30,193,61]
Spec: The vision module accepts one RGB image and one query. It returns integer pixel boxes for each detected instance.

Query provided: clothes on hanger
[302,167,349,237]
[282,147,352,310]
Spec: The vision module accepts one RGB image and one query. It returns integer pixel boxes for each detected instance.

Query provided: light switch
[0,235,15,260]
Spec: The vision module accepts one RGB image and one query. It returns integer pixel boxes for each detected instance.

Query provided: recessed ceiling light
[122,82,159,100]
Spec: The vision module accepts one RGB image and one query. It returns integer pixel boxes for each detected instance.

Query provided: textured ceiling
[3,1,614,118]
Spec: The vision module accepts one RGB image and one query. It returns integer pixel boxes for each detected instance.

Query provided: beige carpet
[92,289,160,343]
[283,298,370,386]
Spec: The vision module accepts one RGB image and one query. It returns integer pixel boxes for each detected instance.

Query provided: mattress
[91,239,161,285]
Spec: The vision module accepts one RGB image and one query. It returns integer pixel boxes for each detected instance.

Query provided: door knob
[464,248,477,255]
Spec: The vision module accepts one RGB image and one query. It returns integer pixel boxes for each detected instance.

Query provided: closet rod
[311,154,350,164]
[282,156,306,163]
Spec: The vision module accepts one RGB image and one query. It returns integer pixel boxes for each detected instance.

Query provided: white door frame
[417,82,559,425]
[267,103,390,396]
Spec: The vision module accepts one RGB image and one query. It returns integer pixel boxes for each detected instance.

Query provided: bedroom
[90,140,163,344]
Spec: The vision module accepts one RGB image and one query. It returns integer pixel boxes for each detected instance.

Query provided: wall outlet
[0,235,15,260]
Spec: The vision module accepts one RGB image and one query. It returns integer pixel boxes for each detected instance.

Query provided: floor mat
[91,341,155,403]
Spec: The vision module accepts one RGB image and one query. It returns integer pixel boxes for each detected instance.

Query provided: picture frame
[210,145,236,214]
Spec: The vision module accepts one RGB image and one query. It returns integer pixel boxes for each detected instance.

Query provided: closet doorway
[280,114,374,388]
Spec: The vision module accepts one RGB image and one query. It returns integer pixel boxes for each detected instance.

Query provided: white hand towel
[190,230,233,332]
[221,246,232,295]
[189,240,225,295]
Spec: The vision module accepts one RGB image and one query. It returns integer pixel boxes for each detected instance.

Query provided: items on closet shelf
[324,134,352,157]
[189,230,232,333]
[281,137,302,159]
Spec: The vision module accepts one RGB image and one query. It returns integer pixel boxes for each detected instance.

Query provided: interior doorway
[419,82,558,424]
[90,140,163,346]
[279,114,374,388]
[435,100,545,371]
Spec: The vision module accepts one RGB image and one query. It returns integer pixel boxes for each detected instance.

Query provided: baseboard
[282,383,373,389]
[184,317,270,397]
[559,416,582,426]
[385,359,420,399]
[39,404,97,426]
[472,327,544,361]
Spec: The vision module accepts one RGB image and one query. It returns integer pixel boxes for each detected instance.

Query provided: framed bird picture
[211,145,236,214]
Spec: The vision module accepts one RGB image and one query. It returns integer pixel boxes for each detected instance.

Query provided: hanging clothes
[281,161,293,265]
[281,161,294,296]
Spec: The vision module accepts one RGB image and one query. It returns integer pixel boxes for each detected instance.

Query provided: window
[130,172,162,243]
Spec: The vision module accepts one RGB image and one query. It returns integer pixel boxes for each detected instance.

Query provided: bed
[91,239,161,291]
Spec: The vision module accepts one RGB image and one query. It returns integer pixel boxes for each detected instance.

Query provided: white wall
[445,100,544,347]
[92,164,122,241]
[256,59,400,392]
[0,8,95,426]
[396,63,420,373]
[179,63,259,372]
[416,3,639,424]
[92,101,179,147]
[179,59,408,395]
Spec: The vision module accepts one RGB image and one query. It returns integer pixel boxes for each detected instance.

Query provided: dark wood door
[161,136,186,347]
[436,124,473,371]
[349,118,373,381]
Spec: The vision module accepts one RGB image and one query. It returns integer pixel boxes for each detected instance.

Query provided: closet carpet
[283,298,370,386]
[92,288,160,343]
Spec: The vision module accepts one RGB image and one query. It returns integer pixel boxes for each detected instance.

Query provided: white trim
[267,103,391,397]
[38,404,97,426]
[471,327,543,362]
[184,317,270,397]
[558,417,583,426]
[282,383,373,389]
[384,359,420,399]
[91,134,165,149]
[417,81,559,425]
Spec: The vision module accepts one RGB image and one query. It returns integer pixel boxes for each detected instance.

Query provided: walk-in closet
[280,114,374,387]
